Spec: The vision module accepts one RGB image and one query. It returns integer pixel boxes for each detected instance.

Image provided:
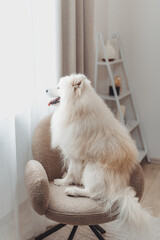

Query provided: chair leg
[89,226,105,240]
[67,226,78,240]
[35,223,66,240]
[94,225,106,234]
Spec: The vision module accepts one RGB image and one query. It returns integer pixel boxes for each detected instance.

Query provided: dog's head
[46,74,91,106]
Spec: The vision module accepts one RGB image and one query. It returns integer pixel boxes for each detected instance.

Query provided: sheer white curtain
[0,0,61,239]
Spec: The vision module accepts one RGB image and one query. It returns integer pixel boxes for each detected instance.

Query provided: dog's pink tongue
[48,97,60,106]
[48,100,53,106]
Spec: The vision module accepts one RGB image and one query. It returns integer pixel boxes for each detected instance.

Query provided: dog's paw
[65,187,77,197]
[54,178,65,186]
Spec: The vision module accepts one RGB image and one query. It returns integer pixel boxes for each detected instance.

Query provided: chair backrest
[32,115,144,200]
[129,163,144,201]
[32,114,64,181]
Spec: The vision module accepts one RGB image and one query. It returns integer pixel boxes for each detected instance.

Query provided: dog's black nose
[46,89,48,93]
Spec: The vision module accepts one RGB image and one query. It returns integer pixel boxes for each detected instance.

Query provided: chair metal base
[89,225,106,240]
[35,223,106,240]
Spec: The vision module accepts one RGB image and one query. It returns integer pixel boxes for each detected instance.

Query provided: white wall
[94,0,109,40]
[94,0,160,159]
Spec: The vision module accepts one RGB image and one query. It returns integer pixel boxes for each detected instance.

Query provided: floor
[36,160,160,240]
[141,161,160,217]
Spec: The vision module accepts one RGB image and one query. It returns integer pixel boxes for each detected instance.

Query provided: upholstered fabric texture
[45,184,117,225]
[32,114,63,182]
[25,115,145,225]
[25,160,49,215]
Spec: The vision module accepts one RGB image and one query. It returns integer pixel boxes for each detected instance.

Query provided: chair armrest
[25,160,49,215]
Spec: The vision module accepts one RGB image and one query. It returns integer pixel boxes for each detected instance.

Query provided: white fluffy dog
[47,74,151,236]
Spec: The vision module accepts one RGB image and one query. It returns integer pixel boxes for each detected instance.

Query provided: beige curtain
[61,0,95,82]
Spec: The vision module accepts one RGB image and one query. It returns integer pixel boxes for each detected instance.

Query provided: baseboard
[150,158,160,163]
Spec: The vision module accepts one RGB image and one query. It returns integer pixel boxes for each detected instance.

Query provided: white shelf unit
[94,32,150,163]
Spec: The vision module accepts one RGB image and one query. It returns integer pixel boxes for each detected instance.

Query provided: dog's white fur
[48,74,151,237]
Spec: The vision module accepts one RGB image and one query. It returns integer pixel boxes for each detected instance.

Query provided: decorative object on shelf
[115,105,126,122]
[114,76,121,87]
[112,35,120,60]
[109,76,121,96]
[102,40,116,62]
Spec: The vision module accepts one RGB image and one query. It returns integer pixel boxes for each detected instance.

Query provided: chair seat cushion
[45,182,116,225]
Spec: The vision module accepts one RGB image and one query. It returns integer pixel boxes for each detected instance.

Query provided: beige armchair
[25,115,144,240]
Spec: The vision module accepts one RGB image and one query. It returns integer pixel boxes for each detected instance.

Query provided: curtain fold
[61,0,95,82]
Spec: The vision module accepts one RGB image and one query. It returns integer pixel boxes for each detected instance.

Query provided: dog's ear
[72,75,86,91]
[73,79,83,89]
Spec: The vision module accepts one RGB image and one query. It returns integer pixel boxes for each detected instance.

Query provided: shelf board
[97,59,123,66]
[100,91,131,101]
[126,119,139,132]
[110,59,123,65]
[138,149,147,163]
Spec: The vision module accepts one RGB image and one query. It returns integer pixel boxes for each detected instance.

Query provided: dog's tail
[105,187,152,238]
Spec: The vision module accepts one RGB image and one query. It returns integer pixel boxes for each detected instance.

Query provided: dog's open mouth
[48,97,60,106]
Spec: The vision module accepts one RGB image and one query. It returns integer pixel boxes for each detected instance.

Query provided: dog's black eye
[57,87,59,89]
